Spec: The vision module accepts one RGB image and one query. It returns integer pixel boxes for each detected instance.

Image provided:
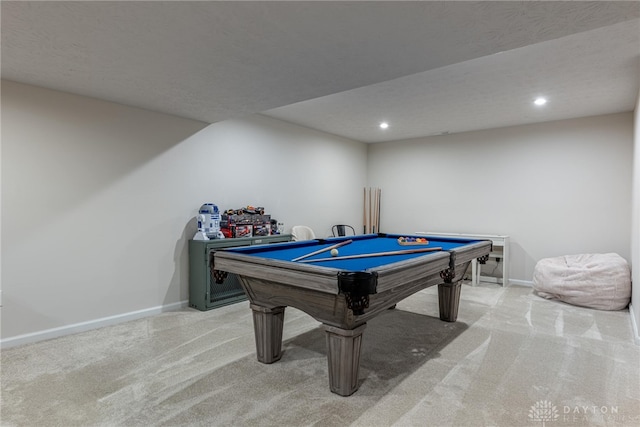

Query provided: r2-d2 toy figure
[194,203,223,240]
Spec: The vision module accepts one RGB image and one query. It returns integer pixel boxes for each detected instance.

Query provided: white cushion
[532,253,631,310]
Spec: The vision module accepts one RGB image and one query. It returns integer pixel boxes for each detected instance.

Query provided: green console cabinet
[189,234,292,311]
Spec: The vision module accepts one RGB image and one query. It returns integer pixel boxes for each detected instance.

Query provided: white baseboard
[0,300,189,349]
[508,279,534,287]
[476,276,502,284]
[629,303,640,346]
[474,277,533,287]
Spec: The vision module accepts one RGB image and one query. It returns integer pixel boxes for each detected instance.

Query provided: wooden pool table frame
[213,234,491,396]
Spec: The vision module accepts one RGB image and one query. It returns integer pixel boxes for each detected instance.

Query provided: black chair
[332,224,356,237]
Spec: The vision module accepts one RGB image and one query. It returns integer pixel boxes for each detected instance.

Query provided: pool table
[213,233,491,396]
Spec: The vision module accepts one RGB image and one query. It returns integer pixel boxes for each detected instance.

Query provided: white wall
[368,113,634,283]
[1,80,634,346]
[631,89,640,344]
[1,81,367,344]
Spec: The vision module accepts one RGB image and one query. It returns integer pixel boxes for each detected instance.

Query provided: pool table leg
[324,323,367,396]
[250,304,285,364]
[437,282,462,322]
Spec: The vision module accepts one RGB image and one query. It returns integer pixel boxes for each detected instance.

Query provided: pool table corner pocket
[337,271,378,315]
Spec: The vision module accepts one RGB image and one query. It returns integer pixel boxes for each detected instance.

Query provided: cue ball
[330,249,339,257]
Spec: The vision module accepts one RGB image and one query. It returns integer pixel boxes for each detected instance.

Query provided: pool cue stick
[371,188,376,233]
[372,187,377,233]
[376,188,381,232]
[374,188,379,233]
[300,246,443,263]
[291,239,354,262]
[365,187,368,234]
[373,188,377,232]
[364,187,369,234]
[363,187,367,234]
[368,187,372,233]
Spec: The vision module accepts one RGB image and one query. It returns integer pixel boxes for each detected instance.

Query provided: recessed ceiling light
[534,97,547,106]
[379,122,389,129]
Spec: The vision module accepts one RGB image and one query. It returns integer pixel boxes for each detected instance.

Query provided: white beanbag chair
[533,253,631,311]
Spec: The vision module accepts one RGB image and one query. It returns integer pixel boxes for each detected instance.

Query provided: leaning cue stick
[376,187,381,232]
[300,246,443,263]
[371,188,376,234]
[368,187,372,233]
[291,239,354,262]
[373,188,379,233]
[363,187,367,234]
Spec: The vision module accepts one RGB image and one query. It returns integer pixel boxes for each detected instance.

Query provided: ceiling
[2,1,639,143]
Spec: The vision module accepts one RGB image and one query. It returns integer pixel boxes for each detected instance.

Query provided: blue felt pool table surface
[225,233,486,271]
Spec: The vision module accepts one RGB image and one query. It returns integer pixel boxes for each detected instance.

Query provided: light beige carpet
[2,284,639,426]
